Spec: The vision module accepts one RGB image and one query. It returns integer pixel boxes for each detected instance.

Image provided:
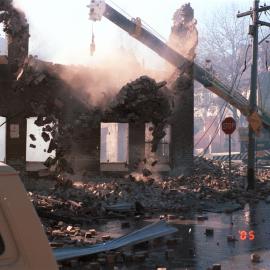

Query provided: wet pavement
[93,201,270,270]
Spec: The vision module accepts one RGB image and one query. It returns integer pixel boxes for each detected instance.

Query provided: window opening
[26,117,56,162]
[100,123,129,163]
[145,123,171,164]
[0,117,6,162]
[0,234,4,255]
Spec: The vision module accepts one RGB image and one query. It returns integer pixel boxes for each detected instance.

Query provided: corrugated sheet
[54,220,177,261]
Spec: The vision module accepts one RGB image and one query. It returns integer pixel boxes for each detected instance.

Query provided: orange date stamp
[238,230,255,241]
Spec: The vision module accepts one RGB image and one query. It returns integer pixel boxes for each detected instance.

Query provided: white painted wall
[0,23,7,55]
[0,117,6,162]
[26,117,55,162]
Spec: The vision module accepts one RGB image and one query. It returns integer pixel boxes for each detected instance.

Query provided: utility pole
[237,1,270,190]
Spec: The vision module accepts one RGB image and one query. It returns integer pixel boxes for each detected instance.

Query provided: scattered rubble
[53,220,177,261]
[227,235,237,242]
[27,158,270,229]
[22,158,270,269]
[21,159,269,268]
[205,228,214,236]
[197,215,208,221]
[250,253,261,263]
[212,264,222,270]
[142,168,153,177]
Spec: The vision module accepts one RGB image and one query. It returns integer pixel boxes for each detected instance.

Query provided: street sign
[222,117,236,135]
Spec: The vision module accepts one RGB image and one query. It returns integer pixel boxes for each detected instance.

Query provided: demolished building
[0,0,197,177]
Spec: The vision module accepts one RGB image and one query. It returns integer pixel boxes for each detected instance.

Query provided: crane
[87,0,270,131]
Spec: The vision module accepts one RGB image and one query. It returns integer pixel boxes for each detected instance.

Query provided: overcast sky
[6,0,267,68]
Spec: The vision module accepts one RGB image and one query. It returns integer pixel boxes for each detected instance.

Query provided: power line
[236,0,270,190]
[198,104,227,157]
[197,54,249,157]
[140,18,167,43]
[107,0,167,43]
[107,0,133,20]
[194,101,226,147]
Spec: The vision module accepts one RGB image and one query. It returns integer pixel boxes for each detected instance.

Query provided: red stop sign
[222,117,236,135]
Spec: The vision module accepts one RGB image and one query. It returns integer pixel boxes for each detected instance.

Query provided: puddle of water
[191,201,270,269]
[94,202,270,270]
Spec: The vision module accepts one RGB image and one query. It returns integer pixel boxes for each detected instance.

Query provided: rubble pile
[106,76,172,152]
[27,158,270,227]
[31,191,106,226]
[25,159,270,269]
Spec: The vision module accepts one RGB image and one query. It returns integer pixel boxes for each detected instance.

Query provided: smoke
[11,1,198,176]
[58,47,167,107]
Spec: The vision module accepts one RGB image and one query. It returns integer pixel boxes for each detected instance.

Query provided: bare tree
[198,4,250,87]
[197,4,252,122]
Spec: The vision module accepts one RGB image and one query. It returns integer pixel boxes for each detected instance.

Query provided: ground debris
[250,253,261,263]
[142,168,152,177]
[26,158,270,228]
[24,158,270,270]
[212,264,221,270]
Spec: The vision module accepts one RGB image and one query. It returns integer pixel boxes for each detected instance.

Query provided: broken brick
[41,131,50,142]
[29,134,36,141]
[142,168,152,177]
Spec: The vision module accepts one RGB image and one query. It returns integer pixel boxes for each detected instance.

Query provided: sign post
[222,117,236,180]
[229,133,231,179]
